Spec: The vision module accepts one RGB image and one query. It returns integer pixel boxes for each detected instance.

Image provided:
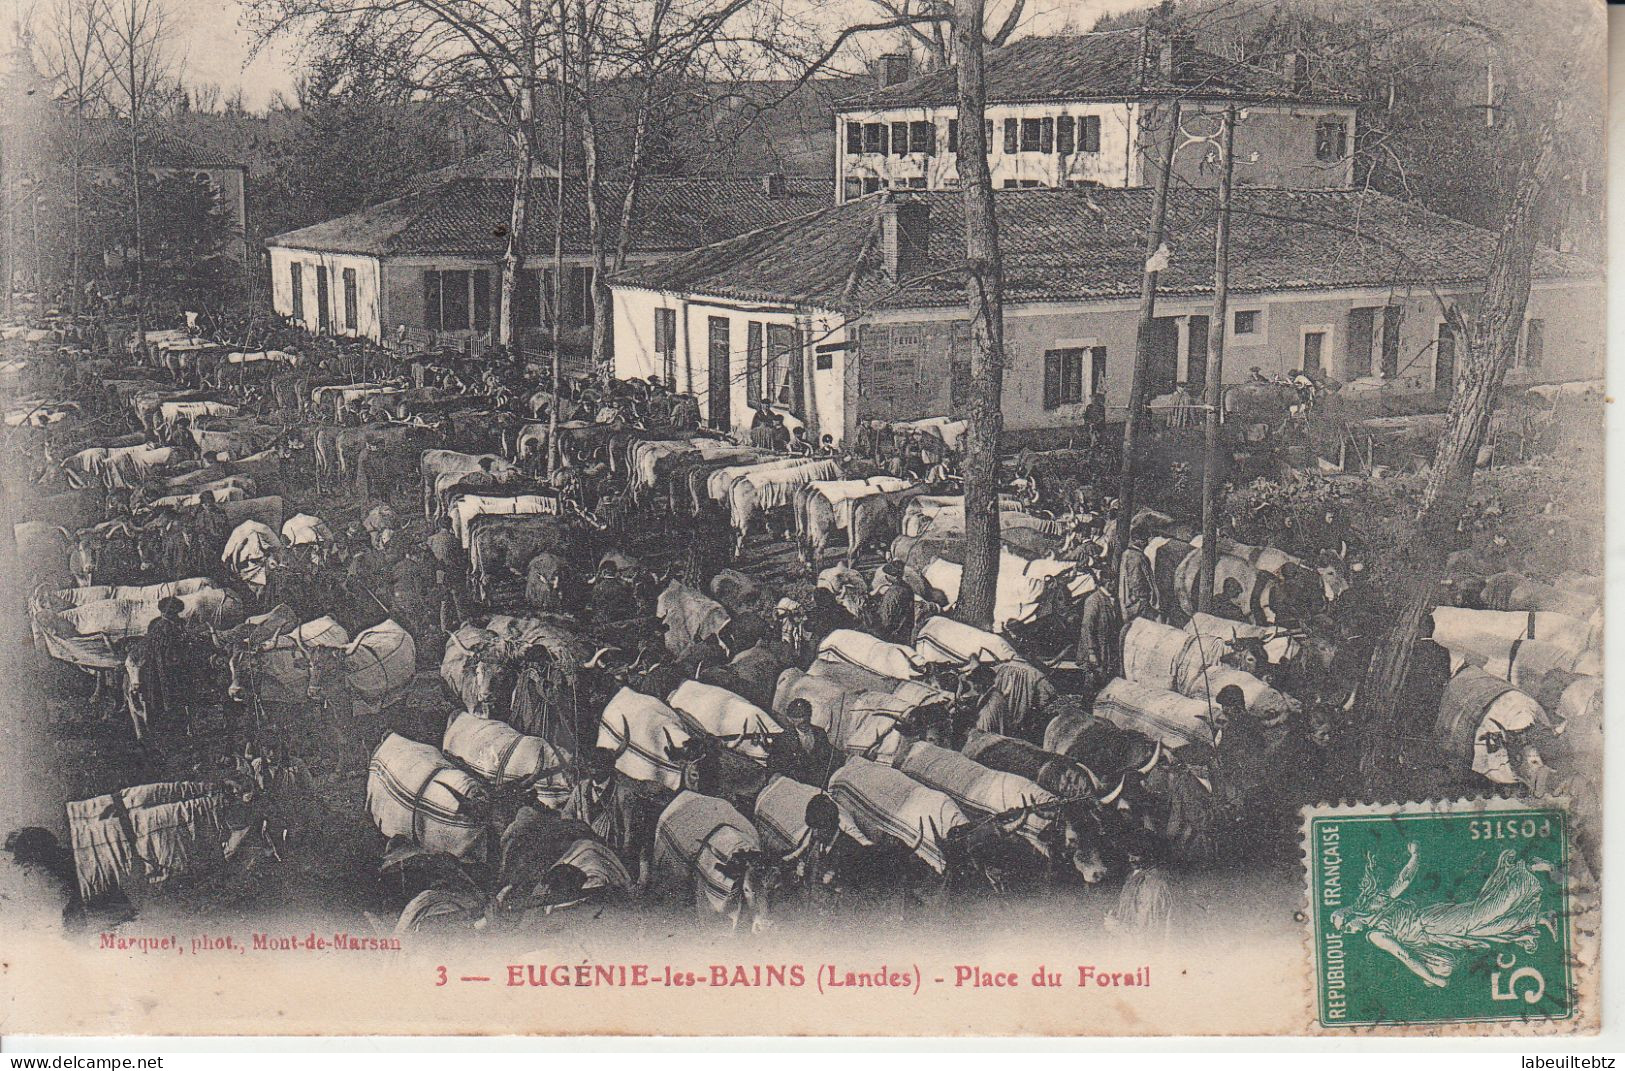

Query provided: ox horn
[583,646,619,670]
[1098,776,1127,807]
[1136,739,1163,776]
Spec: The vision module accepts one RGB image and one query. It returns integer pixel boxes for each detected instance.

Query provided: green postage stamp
[1304,798,1577,1029]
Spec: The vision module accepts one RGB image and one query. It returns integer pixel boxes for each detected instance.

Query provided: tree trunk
[1113,100,1181,567]
[1198,106,1236,613]
[1356,112,1559,792]
[577,0,613,382]
[547,0,569,476]
[952,0,1004,630]
[497,0,537,351]
[128,71,145,343]
[611,79,654,274]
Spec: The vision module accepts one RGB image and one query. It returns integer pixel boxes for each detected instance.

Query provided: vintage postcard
[0,0,1607,1040]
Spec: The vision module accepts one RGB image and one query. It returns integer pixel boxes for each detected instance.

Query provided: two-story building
[834,29,1357,201]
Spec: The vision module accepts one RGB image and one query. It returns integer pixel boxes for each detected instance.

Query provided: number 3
[436,965,448,987]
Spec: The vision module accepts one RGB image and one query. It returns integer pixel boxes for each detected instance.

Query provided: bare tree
[35,0,109,314]
[92,0,179,340]
[867,0,1025,72]
[246,0,556,348]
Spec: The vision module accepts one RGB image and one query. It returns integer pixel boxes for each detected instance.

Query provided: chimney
[1282,51,1308,93]
[874,51,912,89]
[881,196,930,283]
[761,172,785,197]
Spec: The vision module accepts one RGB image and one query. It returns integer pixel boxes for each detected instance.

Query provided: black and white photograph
[0,0,1608,1041]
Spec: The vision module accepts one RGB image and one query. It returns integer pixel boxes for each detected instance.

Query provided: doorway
[1434,321,1456,402]
[1185,314,1210,393]
[707,316,731,430]
[1302,328,1326,375]
[1147,316,1180,397]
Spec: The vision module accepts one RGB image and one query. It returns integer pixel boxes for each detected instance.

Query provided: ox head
[1059,739,1162,885]
[716,849,782,934]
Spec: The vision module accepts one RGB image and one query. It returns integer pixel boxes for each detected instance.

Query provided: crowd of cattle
[0,313,1603,937]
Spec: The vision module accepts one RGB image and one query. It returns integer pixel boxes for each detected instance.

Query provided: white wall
[835,102,1138,200]
[611,285,848,441]
[267,246,384,341]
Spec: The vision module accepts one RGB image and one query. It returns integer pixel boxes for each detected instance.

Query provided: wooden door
[1434,322,1456,401]
[1146,316,1180,396]
[707,316,731,430]
[1345,307,1375,379]
[1303,330,1325,375]
[1186,314,1210,392]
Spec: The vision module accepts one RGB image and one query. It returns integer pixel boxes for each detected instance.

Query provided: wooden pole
[1197,105,1237,613]
[1113,98,1181,570]
[547,0,568,477]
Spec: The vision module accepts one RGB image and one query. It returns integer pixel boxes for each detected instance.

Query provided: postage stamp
[1303,798,1575,1029]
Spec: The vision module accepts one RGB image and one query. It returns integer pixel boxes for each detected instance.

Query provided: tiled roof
[844,31,1351,110]
[612,188,1595,310]
[79,119,244,169]
[266,174,832,257]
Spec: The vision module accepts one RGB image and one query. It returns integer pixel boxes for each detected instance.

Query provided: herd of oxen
[0,315,1603,937]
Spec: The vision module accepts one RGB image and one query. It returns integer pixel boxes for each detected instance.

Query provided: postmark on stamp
[1304,798,1575,1029]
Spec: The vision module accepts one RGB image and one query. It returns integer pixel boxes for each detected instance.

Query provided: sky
[157,0,1158,112]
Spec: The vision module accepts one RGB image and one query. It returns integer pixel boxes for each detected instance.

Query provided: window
[863,122,887,154]
[342,267,358,331]
[747,321,765,400]
[1020,117,1042,152]
[910,120,935,155]
[843,177,864,200]
[1524,318,1545,368]
[1018,179,1042,188]
[1080,114,1101,153]
[846,121,863,154]
[1234,309,1259,335]
[1315,117,1348,162]
[1056,115,1075,155]
[766,322,803,412]
[1002,179,1019,189]
[289,262,303,322]
[654,307,677,386]
[862,176,882,195]
[1042,347,1086,409]
[948,118,958,153]
[985,119,993,148]
[891,121,910,156]
[315,266,330,334]
[1003,118,1018,155]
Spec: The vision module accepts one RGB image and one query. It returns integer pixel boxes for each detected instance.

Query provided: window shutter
[1040,117,1055,153]
[846,122,863,154]
[892,122,910,156]
[1056,116,1074,155]
[948,118,958,154]
[985,119,993,148]
[877,123,889,155]
[290,262,304,322]
[923,121,937,156]
[1043,350,1062,410]
[1003,118,1018,155]
[747,321,764,400]
[1082,115,1101,153]
[1090,346,1107,398]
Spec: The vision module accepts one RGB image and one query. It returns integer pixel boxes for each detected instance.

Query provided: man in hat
[1076,571,1122,690]
[768,699,841,789]
[870,560,916,644]
[1119,524,1160,625]
[136,596,191,739]
[772,597,812,664]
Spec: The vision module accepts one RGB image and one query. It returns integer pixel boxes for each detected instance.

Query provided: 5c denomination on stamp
[1304,798,1573,1028]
